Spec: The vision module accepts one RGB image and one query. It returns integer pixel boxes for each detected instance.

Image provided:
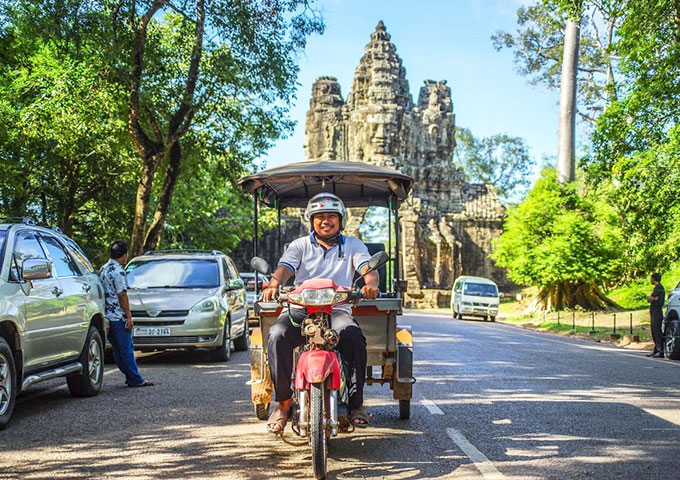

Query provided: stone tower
[303,21,508,306]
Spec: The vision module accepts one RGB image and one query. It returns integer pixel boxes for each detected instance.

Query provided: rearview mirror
[22,258,52,281]
[228,278,245,290]
[367,251,389,271]
[250,257,270,275]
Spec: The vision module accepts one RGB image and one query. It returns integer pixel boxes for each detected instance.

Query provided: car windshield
[464,282,498,297]
[0,230,6,270]
[127,259,219,288]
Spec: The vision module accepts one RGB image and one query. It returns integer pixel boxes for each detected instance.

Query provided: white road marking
[447,428,506,480]
[421,398,444,415]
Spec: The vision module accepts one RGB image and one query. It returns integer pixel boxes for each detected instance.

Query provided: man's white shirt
[278,233,370,313]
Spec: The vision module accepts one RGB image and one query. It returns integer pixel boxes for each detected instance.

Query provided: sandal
[349,405,370,428]
[129,380,154,387]
[267,403,292,434]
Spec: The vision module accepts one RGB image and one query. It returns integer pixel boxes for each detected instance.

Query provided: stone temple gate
[234,21,508,307]
[302,21,507,306]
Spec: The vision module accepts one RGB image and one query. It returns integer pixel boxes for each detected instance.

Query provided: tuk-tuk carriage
[238,160,415,423]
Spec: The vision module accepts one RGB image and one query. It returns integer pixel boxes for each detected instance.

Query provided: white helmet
[304,193,347,230]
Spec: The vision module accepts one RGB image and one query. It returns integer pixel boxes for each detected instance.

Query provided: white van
[451,276,501,321]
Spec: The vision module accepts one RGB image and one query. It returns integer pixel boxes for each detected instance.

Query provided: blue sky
[262,0,565,178]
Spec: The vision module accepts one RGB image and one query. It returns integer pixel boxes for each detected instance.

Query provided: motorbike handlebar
[258,287,387,305]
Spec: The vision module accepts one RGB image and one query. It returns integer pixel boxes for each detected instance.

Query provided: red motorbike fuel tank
[295,350,341,391]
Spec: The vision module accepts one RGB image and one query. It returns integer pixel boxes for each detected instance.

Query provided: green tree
[584,1,680,279]
[493,0,624,125]
[0,1,137,262]
[492,167,623,311]
[0,0,323,263]
[105,0,324,256]
[454,127,532,202]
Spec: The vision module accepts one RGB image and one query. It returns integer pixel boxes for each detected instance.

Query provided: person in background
[100,240,154,387]
[647,272,666,358]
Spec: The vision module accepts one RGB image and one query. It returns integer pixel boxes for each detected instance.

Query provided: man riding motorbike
[260,193,380,433]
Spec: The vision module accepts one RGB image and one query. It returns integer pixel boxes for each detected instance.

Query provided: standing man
[261,193,379,433]
[100,240,154,387]
[647,272,666,358]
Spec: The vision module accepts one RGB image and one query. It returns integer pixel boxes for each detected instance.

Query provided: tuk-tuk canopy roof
[237,160,414,208]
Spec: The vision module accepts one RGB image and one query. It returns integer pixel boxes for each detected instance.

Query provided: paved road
[2,311,680,479]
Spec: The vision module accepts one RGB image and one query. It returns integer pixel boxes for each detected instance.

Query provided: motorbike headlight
[288,293,304,304]
[302,288,338,305]
[333,292,348,303]
[190,297,218,313]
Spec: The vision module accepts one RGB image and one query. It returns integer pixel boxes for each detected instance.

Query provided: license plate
[133,327,171,336]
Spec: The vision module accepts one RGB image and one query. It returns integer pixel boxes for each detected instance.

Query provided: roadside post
[572,312,575,331]
[611,313,621,340]
[624,312,640,343]
[557,310,560,326]
[589,312,597,336]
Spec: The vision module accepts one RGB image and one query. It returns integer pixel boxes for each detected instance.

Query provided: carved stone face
[366,108,398,156]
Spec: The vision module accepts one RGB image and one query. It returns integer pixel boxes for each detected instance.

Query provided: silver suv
[126,250,248,361]
[0,218,106,429]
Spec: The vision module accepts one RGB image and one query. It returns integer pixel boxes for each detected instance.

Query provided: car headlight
[288,288,347,306]
[190,298,218,313]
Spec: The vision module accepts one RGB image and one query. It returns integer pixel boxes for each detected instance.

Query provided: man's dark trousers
[651,307,664,355]
[268,308,367,409]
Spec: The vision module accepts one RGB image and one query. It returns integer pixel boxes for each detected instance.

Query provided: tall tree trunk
[124,0,204,257]
[557,17,580,183]
[130,155,162,257]
[143,141,182,251]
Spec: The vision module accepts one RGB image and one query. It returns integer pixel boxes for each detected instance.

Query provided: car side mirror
[227,278,245,290]
[250,257,270,275]
[22,258,52,281]
[499,292,504,298]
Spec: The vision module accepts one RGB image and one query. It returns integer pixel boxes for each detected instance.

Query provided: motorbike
[250,252,389,479]
[239,160,416,480]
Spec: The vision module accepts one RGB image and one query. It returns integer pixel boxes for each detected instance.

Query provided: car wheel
[664,317,680,360]
[490,316,496,322]
[233,320,249,352]
[0,337,17,430]
[67,326,104,397]
[211,318,231,362]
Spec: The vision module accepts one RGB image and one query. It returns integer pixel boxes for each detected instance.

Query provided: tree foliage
[454,127,532,203]
[492,0,624,124]
[492,167,623,310]
[104,0,323,256]
[0,0,321,265]
[0,1,137,261]
[584,0,680,279]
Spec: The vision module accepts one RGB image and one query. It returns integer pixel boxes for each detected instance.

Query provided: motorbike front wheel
[310,383,327,480]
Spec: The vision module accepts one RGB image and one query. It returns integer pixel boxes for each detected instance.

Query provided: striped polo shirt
[278,233,370,312]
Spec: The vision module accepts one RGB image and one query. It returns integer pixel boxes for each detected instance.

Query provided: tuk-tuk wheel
[399,399,410,420]
[255,402,270,420]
